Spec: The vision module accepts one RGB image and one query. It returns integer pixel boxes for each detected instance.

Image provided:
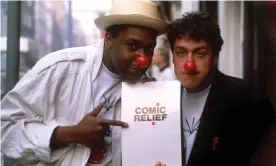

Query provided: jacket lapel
[187,70,229,165]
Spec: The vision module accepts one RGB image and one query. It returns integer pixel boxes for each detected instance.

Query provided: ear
[213,56,219,67]
[104,32,112,49]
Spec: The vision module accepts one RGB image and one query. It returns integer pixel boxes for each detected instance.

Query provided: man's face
[152,50,164,66]
[105,27,157,80]
[172,38,218,89]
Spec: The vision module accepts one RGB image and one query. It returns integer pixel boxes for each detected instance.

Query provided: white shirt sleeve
[1,64,68,164]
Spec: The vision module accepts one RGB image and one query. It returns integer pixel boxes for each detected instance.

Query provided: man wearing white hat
[1,0,168,165]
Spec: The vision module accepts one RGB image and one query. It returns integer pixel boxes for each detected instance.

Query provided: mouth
[128,67,143,75]
[181,71,199,75]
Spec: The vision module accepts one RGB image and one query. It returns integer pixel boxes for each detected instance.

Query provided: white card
[121,81,182,166]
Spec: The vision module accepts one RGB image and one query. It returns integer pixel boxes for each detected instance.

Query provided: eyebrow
[126,37,156,46]
[126,37,143,44]
[175,46,208,52]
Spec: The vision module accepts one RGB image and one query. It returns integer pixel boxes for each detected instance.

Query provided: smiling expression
[105,26,157,80]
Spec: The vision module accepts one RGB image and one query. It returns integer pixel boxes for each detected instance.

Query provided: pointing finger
[88,103,104,116]
[99,118,129,128]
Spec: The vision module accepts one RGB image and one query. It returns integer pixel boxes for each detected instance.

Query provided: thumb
[155,161,162,166]
[150,77,156,81]
[141,77,156,84]
[88,103,104,117]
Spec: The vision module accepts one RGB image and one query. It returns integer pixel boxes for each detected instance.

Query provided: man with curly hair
[163,12,275,166]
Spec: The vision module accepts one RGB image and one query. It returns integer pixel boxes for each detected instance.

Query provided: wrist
[50,125,78,150]
[56,126,78,144]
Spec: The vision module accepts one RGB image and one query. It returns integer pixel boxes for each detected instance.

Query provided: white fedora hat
[94,0,169,35]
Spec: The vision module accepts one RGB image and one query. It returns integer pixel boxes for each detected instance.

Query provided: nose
[183,60,196,73]
[136,54,150,68]
[187,53,194,61]
[183,52,197,72]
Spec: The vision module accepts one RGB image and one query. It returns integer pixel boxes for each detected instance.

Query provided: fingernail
[123,123,129,128]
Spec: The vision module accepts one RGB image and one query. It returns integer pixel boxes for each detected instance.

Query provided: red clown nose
[136,55,149,68]
[183,60,196,73]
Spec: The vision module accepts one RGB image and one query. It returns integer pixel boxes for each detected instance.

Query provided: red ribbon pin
[212,137,219,151]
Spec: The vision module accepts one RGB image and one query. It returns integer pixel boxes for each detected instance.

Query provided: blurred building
[1,1,36,98]
[71,9,99,45]
[50,1,88,48]
[1,1,87,98]
[33,1,53,60]
[201,1,276,110]
[72,19,87,47]
[71,0,111,45]
[51,1,68,51]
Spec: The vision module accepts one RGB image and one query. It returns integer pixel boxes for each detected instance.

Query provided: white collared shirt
[1,40,122,166]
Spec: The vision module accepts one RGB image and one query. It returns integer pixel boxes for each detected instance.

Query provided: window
[1,52,6,71]
[1,73,6,98]
[22,13,32,28]
[26,1,33,8]
[1,52,27,71]
[1,1,8,19]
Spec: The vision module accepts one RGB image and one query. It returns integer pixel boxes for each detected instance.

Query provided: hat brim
[95,14,169,35]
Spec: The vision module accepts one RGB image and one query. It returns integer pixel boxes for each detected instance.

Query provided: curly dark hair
[167,12,224,56]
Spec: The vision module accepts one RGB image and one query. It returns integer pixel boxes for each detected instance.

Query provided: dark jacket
[184,70,275,166]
